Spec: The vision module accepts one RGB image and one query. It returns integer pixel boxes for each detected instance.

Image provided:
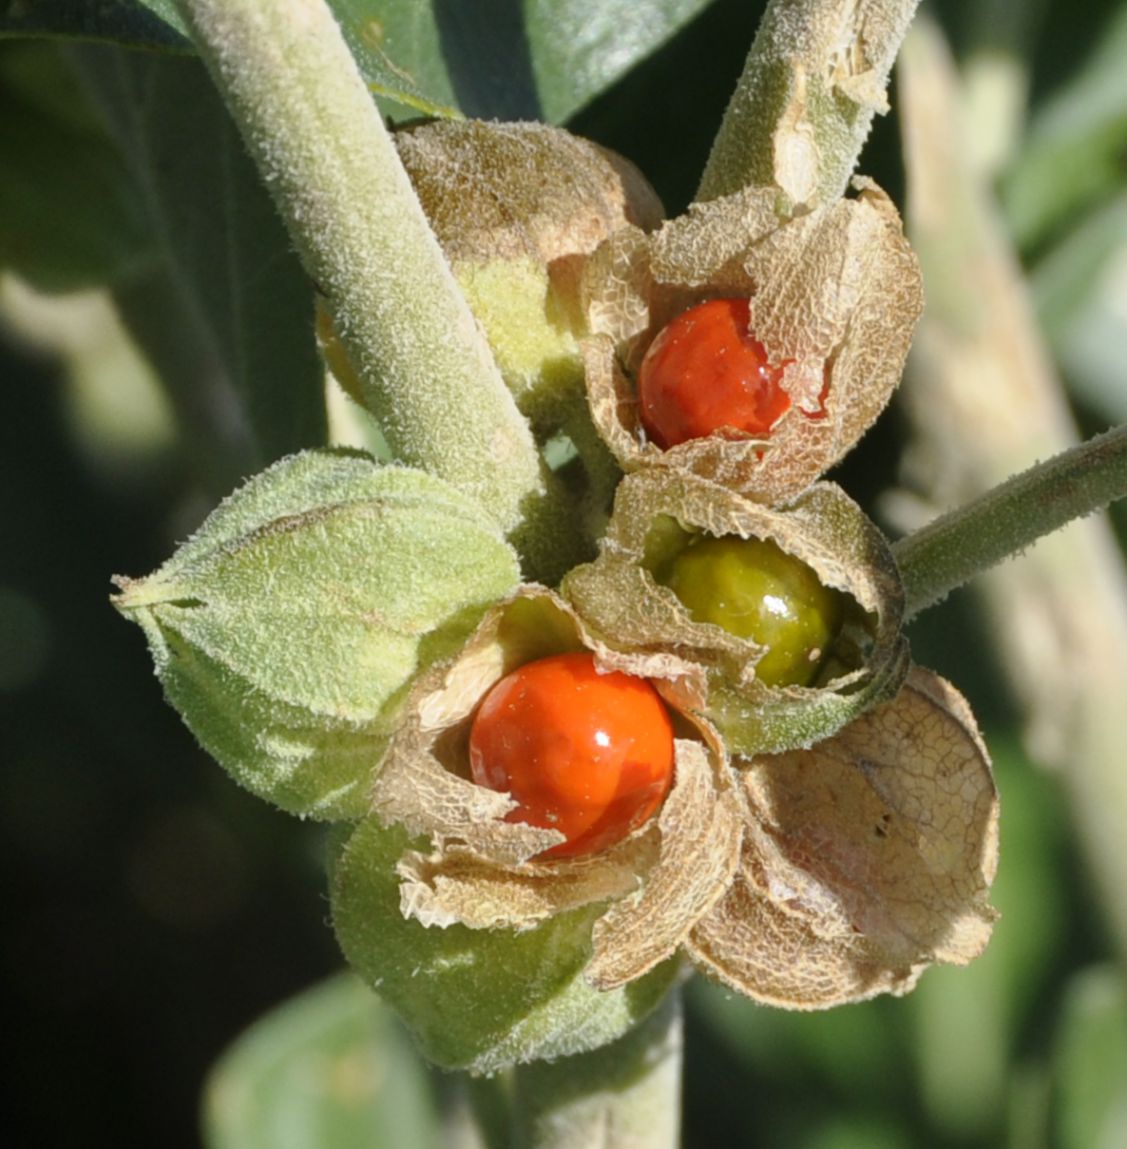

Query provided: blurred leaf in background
[1008,3,1127,427]
[203,974,441,1149]
[1052,965,1127,1149]
[71,46,329,478]
[0,41,150,291]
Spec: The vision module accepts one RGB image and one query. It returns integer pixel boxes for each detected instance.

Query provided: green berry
[661,535,846,687]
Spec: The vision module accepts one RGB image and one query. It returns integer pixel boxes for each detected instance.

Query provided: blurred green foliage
[3,0,1126,1146]
[202,974,442,1149]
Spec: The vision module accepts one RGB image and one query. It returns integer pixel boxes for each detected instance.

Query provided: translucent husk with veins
[367,588,744,986]
[332,586,741,1071]
[581,177,923,505]
[690,667,999,1008]
[563,467,911,755]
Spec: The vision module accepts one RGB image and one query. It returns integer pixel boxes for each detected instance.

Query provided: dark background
[3,0,1123,1145]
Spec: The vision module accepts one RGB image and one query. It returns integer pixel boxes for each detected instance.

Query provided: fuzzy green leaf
[114,451,520,819]
[5,0,719,123]
[331,818,680,1074]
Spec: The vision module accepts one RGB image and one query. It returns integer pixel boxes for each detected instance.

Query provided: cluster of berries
[470,299,843,858]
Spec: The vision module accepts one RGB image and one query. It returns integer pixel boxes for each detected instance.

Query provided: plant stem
[433,1072,510,1149]
[893,427,1127,619]
[511,990,682,1149]
[697,0,921,208]
[170,0,544,533]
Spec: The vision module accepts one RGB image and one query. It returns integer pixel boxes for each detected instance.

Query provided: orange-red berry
[637,297,791,448]
[468,652,675,859]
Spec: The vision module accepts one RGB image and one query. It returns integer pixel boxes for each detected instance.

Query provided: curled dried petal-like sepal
[586,733,743,990]
[684,668,999,1009]
[563,469,909,755]
[370,586,742,981]
[582,180,922,504]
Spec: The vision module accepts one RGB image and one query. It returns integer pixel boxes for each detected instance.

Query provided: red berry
[637,298,791,449]
[468,652,675,859]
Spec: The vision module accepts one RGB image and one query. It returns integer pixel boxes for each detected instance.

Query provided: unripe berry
[661,535,845,687]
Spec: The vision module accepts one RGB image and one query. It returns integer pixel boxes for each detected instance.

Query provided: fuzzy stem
[894,426,1127,620]
[169,0,544,532]
[433,1072,510,1149]
[696,0,921,207]
[511,991,682,1149]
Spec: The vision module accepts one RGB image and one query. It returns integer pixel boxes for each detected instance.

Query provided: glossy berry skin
[637,298,791,449]
[663,535,846,688]
[468,652,675,860]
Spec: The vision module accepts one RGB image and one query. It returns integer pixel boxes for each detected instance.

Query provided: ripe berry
[468,652,675,859]
[661,535,846,687]
[637,298,791,449]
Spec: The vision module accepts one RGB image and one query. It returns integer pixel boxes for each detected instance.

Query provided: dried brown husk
[582,178,922,505]
[562,469,909,756]
[395,119,663,272]
[586,731,743,989]
[684,668,999,1008]
[325,121,661,408]
[396,120,662,417]
[370,586,743,982]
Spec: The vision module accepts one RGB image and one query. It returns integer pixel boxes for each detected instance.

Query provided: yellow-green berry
[662,535,846,687]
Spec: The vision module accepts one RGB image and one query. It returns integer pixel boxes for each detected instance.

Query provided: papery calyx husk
[334,597,998,1047]
[112,450,520,820]
[395,120,662,288]
[563,467,909,757]
[686,668,1000,1008]
[581,177,922,505]
[323,120,665,402]
[332,585,744,1070]
[367,586,745,988]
